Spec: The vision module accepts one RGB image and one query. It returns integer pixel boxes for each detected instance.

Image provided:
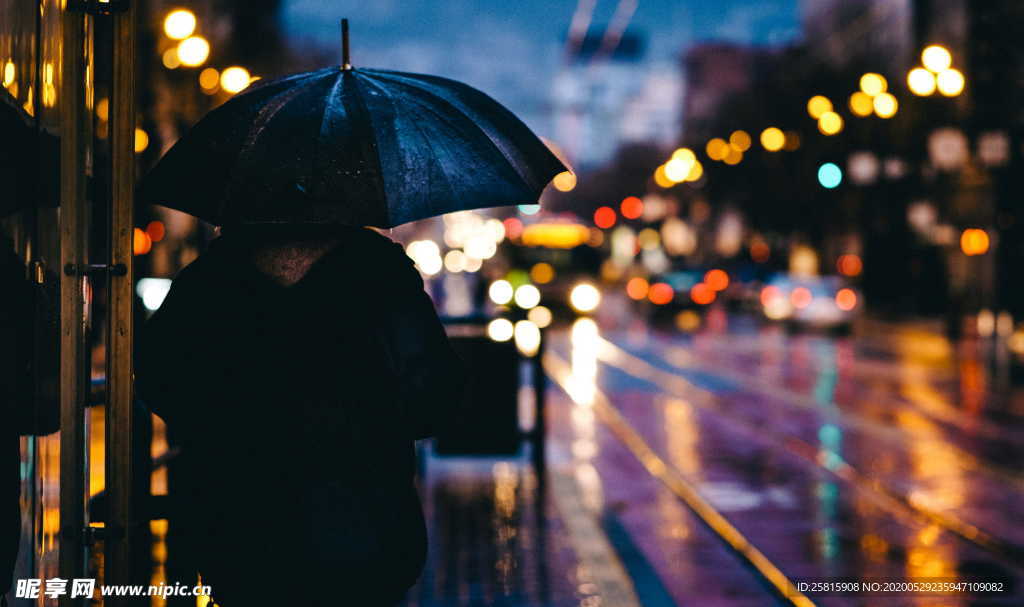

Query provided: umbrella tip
[341,18,352,71]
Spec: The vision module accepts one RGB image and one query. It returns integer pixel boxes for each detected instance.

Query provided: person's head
[221,223,350,286]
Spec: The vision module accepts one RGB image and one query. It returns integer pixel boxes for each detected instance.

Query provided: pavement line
[595,337,1024,567]
[549,468,642,607]
[544,351,817,607]
[612,337,1024,491]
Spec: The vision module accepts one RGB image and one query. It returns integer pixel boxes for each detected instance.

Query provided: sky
[281,0,801,137]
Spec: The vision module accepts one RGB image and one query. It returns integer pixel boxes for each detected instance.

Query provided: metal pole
[58,6,91,606]
[106,1,136,602]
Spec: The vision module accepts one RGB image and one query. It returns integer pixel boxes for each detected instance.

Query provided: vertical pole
[106,1,136,602]
[58,5,91,606]
[341,18,352,70]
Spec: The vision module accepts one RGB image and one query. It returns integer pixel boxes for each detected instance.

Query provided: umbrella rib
[357,77,459,221]
[367,74,537,195]
[345,74,392,226]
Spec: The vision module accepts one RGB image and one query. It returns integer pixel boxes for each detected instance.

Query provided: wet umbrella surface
[141,22,566,228]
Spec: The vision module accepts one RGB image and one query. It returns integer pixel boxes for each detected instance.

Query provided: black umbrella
[140,20,567,228]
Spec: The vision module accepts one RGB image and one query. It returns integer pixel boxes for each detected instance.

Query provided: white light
[176,36,210,68]
[570,283,601,313]
[514,320,541,356]
[464,233,497,260]
[417,254,442,276]
[484,218,506,243]
[220,66,252,94]
[488,280,514,305]
[163,10,197,40]
[136,278,172,311]
[487,318,514,342]
[528,305,553,328]
[514,284,541,309]
[463,256,483,273]
[444,250,467,273]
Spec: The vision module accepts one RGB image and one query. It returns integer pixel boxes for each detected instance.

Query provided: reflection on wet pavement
[406,312,1024,606]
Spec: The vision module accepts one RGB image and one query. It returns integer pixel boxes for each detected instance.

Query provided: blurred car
[757,274,861,332]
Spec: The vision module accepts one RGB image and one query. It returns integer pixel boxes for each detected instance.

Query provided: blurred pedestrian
[136,224,465,606]
[0,236,38,604]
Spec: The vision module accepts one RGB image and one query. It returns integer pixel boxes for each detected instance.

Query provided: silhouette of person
[136,224,465,606]
[1,237,37,603]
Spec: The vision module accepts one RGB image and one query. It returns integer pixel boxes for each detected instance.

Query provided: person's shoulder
[347,227,410,262]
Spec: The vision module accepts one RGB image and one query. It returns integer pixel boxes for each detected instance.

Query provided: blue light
[818,163,842,189]
[518,204,540,215]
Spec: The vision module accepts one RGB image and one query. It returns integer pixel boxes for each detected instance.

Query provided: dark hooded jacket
[1,240,34,598]
[135,226,464,605]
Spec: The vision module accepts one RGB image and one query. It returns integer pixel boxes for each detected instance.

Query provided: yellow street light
[552,170,576,192]
[817,111,843,135]
[907,67,936,96]
[706,137,728,161]
[760,127,785,151]
[921,45,952,73]
[161,48,181,69]
[685,159,704,181]
[654,164,674,188]
[723,147,743,165]
[807,95,832,119]
[729,130,751,152]
[220,66,252,94]
[873,92,898,118]
[199,67,220,91]
[176,36,210,67]
[859,73,887,97]
[134,128,149,154]
[849,91,873,117]
[163,9,197,40]
[936,68,964,96]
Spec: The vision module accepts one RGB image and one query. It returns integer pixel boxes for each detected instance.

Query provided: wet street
[404,305,1024,607]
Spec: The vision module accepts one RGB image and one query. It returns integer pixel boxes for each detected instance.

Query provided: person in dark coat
[1,238,35,602]
[135,224,465,606]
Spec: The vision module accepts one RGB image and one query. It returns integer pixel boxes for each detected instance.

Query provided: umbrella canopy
[140,62,567,228]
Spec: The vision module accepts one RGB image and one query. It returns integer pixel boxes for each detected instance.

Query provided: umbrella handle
[341,18,352,71]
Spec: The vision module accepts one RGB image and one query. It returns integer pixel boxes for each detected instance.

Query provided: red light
[691,283,715,305]
[704,269,729,291]
[791,287,812,309]
[594,206,617,229]
[648,282,674,305]
[146,220,166,243]
[760,285,780,306]
[620,196,644,219]
[837,254,862,277]
[835,288,857,311]
[626,277,650,300]
[750,240,770,262]
[503,217,524,240]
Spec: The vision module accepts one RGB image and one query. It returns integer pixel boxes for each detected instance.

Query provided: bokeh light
[487,318,514,342]
[527,306,553,329]
[960,228,989,256]
[648,283,674,305]
[134,128,149,154]
[818,163,842,188]
[729,130,751,152]
[706,138,728,160]
[817,111,843,135]
[176,36,210,67]
[488,279,514,305]
[873,92,898,118]
[835,288,857,311]
[704,269,729,291]
[514,284,541,309]
[760,127,785,151]
[807,95,832,119]
[530,262,555,284]
[790,287,812,309]
[220,66,252,94]
[859,73,887,96]
[907,67,937,96]
[921,45,952,73]
[199,67,220,91]
[626,277,649,300]
[936,68,964,96]
[570,283,601,313]
[163,9,197,40]
[837,254,863,276]
[690,283,715,305]
[849,91,873,117]
[552,171,577,192]
[594,206,616,229]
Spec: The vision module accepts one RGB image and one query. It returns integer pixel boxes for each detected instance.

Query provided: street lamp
[907,44,964,97]
[177,36,210,68]
[163,9,197,40]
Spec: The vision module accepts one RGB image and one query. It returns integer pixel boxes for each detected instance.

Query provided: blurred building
[800,0,914,71]
[680,43,760,143]
[553,31,682,172]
